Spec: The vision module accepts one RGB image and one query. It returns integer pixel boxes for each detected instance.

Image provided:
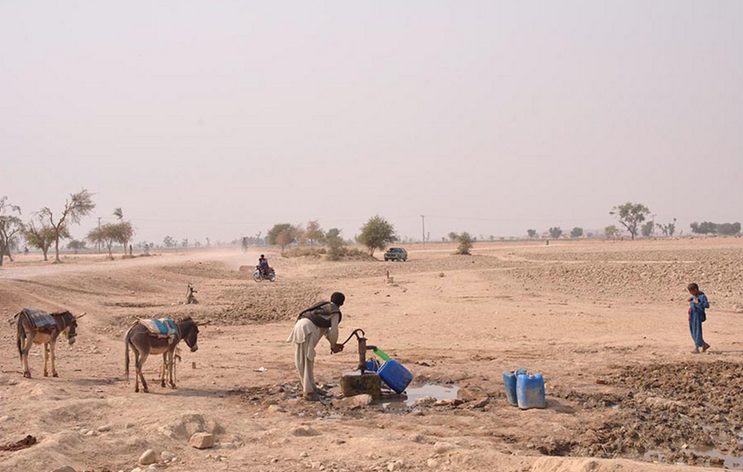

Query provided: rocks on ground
[189,432,215,449]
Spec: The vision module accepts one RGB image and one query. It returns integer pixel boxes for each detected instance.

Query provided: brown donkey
[124,317,201,393]
[15,308,85,378]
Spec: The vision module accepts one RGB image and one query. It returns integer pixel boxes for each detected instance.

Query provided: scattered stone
[160,451,176,462]
[97,425,112,433]
[300,451,309,458]
[333,394,373,410]
[139,449,158,465]
[469,398,490,409]
[426,458,439,468]
[189,432,215,449]
[52,467,76,472]
[414,396,436,407]
[267,404,285,414]
[130,468,142,472]
[292,426,321,437]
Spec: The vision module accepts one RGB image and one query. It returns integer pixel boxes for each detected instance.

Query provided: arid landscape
[2,238,742,472]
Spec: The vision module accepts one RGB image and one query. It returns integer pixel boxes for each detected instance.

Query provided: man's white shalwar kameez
[287,309,339,396]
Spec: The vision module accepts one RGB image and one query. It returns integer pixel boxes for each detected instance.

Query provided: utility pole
[420,215,425,244]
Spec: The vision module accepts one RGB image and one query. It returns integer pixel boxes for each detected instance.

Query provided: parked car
[384,247,408,262]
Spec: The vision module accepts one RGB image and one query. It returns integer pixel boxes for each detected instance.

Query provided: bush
[456,232,474,255]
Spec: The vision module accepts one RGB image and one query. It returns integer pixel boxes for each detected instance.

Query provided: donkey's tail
[124,327,132,380]
[16,315,24,360]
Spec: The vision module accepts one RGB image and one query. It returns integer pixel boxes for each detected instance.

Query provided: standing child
[687,283,710,353]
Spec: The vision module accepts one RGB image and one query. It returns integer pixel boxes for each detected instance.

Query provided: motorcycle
[253,266,276,282]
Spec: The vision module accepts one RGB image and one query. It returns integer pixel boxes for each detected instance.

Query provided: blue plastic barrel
[516,373,546,409]
[377,359,414,394]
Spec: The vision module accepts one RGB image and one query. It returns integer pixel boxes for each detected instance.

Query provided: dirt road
[1,240,741,471]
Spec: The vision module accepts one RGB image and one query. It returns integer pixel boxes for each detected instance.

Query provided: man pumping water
[287,292,346,401]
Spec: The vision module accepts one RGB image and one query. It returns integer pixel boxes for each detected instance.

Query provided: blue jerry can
[516,373,546,409]
[377,359,413,394]
[503,368,527,406]
[365,359,380,372]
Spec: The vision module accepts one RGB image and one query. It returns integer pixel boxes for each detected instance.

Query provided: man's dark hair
[331,292,345,306]
[688,283,699,291]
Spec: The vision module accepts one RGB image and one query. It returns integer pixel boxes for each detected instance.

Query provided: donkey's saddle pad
[140,318,178,338]
[21,308,57,332]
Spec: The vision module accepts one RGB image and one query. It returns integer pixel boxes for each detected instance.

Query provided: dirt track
[1,239,742,472]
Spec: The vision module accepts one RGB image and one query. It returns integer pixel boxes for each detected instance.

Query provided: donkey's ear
[75,312,87,319]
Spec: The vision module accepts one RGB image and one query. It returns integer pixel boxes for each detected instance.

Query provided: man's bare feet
[303,393,320,402]
[702,343,711,353]
[691,347,700,354]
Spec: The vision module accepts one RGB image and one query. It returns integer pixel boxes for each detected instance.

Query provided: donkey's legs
[133,349,140,393]
[161,353,167,388]
[50,339,58,377]
[43,343,49,377]
[168,351,176,389]
[137,351,150,393]
[21,334,34,378]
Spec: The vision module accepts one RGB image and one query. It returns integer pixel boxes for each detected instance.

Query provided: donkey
[15,309,85,378]
[124,317,201,393]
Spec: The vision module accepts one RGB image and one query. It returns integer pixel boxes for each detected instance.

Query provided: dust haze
[2,1,742,243]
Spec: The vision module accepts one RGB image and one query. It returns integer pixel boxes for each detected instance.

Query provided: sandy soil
[2,239,742,472]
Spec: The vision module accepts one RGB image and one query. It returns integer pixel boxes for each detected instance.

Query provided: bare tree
[40,189,95,263]
[305,220,325,246]
[0,197,23,266]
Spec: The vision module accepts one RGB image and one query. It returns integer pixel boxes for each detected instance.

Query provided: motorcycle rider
[258,254,270,276]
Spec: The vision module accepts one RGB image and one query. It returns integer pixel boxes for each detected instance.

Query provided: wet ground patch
[550,361,743,468]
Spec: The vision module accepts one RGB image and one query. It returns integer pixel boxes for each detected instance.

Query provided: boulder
[51,467,76,472]
[189,432,215,449]
[139,449,158,465]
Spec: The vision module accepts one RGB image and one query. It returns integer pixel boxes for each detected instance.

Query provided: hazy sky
[2,1,742,243]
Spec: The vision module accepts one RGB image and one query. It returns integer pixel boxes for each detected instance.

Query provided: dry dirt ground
[2,239,743,472]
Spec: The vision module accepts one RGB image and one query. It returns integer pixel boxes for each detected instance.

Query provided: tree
[570,227,584,239]
[718,222,741,236]
[181,238,189,248]
[305,220,325,246]
[527,229,537,239]
[456,232,474,255]
[0,197,23,266]
[657,218,677,237]
[112,208,134,254]
[548,227,563,239]
[40,189,95,262]
[267,224,296,247]
[691,221,742,236]
[67,239,87,254]
[357,216,397,257]
[163,235,175,248]
[326,228,345,261]
[24,216,64,261]
[610,202,650,240]
[605,225,620,239]
[641,221,655,238]
[447,232,459,242]
[267,223,297,252]
[88,221,134,258]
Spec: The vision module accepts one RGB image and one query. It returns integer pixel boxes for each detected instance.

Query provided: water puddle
[403,383,459,406]
[691,448,743,470]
